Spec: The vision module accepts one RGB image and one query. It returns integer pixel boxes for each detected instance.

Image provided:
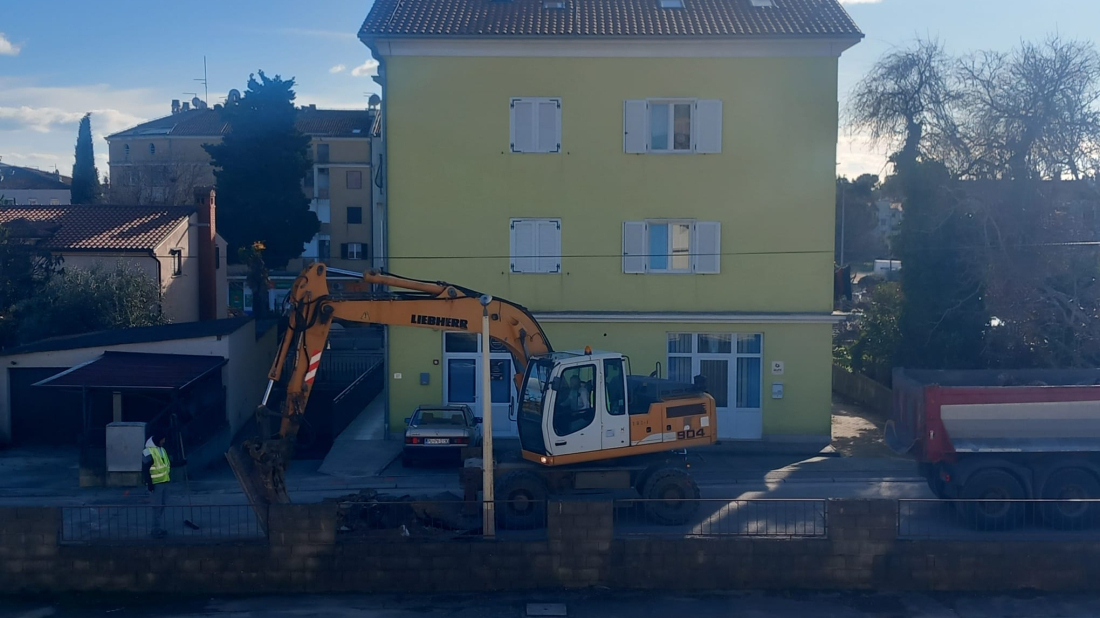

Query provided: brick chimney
[195,187,218,321]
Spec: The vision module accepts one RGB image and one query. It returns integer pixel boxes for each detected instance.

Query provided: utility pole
[480,294,495,538]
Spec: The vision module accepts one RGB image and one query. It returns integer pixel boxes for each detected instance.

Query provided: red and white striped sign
[304,350,322,385]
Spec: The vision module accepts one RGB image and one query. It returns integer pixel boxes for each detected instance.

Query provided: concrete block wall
[3,499,1100,594]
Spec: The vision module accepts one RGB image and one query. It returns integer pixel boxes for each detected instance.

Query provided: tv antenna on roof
[193,56,209,105]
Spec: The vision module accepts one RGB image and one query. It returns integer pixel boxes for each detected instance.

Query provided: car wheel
[642,468,700,525]
[1040,468,1100,530]
[495,471,549,530]
[957,468,1026,530]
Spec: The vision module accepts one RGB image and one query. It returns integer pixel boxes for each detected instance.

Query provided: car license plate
[425,438,449,445]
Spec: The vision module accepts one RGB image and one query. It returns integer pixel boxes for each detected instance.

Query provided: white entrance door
[442,333,517,438]
[668,333,763,440]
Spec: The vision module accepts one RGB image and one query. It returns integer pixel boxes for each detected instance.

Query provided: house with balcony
[106,103,377,313]
[360,0,862,447]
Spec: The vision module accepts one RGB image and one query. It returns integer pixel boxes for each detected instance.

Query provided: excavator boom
[228,263,552,509]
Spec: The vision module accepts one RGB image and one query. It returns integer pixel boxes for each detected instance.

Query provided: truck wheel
[1040,468,1100,530]
[642,468,700,525]
[957,469,1025,530]
[495,471,548,530]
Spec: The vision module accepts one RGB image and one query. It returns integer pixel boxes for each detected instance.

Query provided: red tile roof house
[0,188,228,324]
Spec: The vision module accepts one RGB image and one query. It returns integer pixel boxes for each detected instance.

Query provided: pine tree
[71,113,102,204]
[204,71,317,267]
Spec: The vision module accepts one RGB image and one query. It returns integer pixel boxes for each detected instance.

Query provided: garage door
[9,368,84,445]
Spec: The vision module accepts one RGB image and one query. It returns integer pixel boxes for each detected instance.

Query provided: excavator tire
[642,467,700,525]
[495,471,549,530]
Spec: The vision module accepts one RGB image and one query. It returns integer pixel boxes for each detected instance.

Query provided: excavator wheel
[495,471,549,530]
[642,467,700,525]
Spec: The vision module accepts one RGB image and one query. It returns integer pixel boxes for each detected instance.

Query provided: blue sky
[1,0,1098,179]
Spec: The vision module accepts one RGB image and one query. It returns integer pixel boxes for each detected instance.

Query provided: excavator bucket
[226,407,295,531]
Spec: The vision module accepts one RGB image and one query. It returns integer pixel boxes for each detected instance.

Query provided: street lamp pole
[479,294,495,538]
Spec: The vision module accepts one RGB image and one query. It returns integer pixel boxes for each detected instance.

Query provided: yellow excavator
[228,263,717,527]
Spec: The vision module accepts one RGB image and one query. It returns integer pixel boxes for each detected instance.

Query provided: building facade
[105,104,377,284]
[0,163,71,206]
[361,0,862,446]
[0,197,228,324]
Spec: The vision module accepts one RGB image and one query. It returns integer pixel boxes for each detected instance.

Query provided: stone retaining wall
[1,500,1097,594]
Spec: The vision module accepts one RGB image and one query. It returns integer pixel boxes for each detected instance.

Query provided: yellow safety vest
[149,446,171,484]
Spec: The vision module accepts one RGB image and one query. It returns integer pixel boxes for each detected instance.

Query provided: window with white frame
[623,99,722,154]
[510,98,562,153]
[667,333,763,409]
[622,220,720,274]
[510,218,561,274]
[341,242,364,260]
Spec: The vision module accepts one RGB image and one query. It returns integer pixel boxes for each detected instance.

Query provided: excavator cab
[516,351,716,466]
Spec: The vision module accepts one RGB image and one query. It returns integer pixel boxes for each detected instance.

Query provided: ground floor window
[667,332,762,410]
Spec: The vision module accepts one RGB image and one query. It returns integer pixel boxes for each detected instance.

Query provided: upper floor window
[123,144,130,161]
[316,143,330,164]
[346,170,362,190]
[510,218,561,274]
[149,143,156,156]
[341,242,365,260]
[347,206,363,224]
[510,97,561,153]
[50,198,60,206]
[623,99,722,154]
[169,249,183,276]
[27,198,38,206]
[316,234,331,260]
[622,220,721,274]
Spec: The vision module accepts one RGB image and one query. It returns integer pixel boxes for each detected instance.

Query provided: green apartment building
[359,0,862,447]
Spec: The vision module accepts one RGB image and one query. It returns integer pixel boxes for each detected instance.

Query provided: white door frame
[668,332,763,440]
[442,333,517,437]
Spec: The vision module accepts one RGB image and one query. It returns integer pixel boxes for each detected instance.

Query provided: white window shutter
[511,99,536,153]
[623,100,648,154]
[536,219,562,273]
[622,221,648,273]
[510,220,538,273]
[537,99,561,153]
[693,99,723,154]
[692,221,721,274]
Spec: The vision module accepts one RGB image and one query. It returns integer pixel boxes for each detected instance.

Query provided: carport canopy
[33,351,227,391]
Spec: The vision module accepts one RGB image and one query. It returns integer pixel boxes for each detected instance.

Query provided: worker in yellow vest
[142,432,185,539]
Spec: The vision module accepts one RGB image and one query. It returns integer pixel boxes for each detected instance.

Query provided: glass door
[442,333,518,438]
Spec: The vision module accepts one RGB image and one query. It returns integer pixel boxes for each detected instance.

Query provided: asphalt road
[7,591,1100,617]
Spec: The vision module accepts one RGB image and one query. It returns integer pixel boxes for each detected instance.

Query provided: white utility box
[106,422,147,472]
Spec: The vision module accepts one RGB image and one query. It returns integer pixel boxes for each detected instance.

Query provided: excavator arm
[228,263,552,509]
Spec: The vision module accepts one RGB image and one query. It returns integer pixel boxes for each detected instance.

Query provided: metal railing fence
[899,499,1100,540]
[60,504,267,544]
[614,498,827,538]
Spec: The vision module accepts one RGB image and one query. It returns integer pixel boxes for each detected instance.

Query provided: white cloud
[0,79,168,179]
[329,64,347,74]
[350,59,379,77]
[0,33,20,56]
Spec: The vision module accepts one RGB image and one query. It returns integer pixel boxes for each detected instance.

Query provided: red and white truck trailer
[887,368,1100,528]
